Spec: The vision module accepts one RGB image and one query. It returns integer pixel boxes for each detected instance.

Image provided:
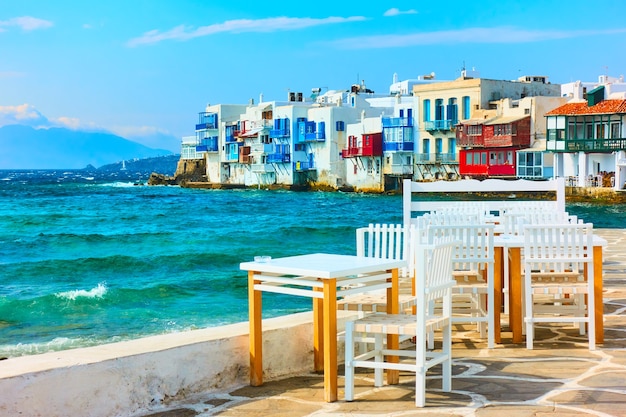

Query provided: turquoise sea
[1,169,625,358]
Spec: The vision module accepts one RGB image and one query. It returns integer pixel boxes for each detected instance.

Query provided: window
[468,125,482,135]
[448,138,456,154]
[494,124,512,135]
[336,121,345,131]
[596,124,605,139]
[422,138,430,154]
[435,99,444,121]
[611,122,620,139]
[466,152,472,165]
[447,98,458,124]
[462,96,470,119]
[423,99,431,121]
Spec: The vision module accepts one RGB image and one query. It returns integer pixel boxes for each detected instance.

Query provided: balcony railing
[251,163,275,173]
[415,153,458,164]
[383,142,414,152]
[548,137,626,152]
[382,116,413,128]
[342,147,382,158]
[423,120,454,131]
[197,137,218,152]
[269,128,290,138]
[301,132,325,142]
[385,164,413,175]
[196,123,218,131]
[266,153,291,163]
[293,161,315,171]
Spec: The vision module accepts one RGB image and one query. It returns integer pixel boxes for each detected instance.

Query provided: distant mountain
[95,154,180,177]
[0,125,173,169]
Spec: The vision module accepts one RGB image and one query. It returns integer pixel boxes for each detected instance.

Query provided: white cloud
[0,16,53,31]
[0,104,49,127]
[383,8,418,17]
[326,26,626,49]
[55,116,83,129]
[127,15,367,47]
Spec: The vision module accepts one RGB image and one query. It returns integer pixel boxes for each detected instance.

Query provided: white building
[546,74,626,190]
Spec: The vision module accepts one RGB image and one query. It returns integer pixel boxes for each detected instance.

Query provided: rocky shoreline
[147,158,626,204]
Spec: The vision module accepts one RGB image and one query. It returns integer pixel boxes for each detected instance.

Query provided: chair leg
[374,333,384,387]
[427,300,435,349]
[442,321,452,393]
[487,280,495,349]
[344,322,355,401]
[415,371,426,407]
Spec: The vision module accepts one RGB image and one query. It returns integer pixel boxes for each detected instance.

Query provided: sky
[1,0,626,152]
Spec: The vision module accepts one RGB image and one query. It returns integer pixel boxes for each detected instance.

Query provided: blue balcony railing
[415,153,458,163]
[197,112,218,130]
[383,142,414,152]
[382,116,413,128]
[294,161,315,171]
[269,128,290,138]
[197,136,218,152]
[267,153,291,163]
[423,120,454,131]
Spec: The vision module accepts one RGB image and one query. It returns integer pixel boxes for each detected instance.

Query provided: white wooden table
[240,253,406,402]
[493,234,607,344]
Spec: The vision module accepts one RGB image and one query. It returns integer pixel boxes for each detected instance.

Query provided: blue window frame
[423,99,431,122]
[462,96,471,120]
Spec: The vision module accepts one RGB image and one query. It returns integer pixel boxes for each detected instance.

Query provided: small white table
[240,253,406,402]
[493,234,607,344]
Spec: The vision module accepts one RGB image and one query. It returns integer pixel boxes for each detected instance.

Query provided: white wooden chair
[500,211,581,314]
[356,223,409,278]
[338,224,413,315]
[427,224,496,348]
[522,223,595,350]
[344,238,457,407]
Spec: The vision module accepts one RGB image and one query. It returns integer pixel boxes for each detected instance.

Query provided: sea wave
[56,282,108,300]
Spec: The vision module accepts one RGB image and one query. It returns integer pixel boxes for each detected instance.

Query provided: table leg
[386,268,400,385]
[322,278,338,402]
[509,248,523,344]
[494,247,502,344]
[594,245,604,344]
[248,271,263,386]
[313,286,323,372]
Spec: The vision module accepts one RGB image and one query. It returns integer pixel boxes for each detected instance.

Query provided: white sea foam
[56,282,108,300]
[94,181,136,188]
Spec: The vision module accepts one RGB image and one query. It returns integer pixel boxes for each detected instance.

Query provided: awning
[517,139,547,153]
[484,115,529,125]
[238,127,264,138]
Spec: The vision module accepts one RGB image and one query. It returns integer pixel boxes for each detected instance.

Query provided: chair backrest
[501,211,580,235]
[523,223,594,270]
[413,238,457,308]
[403,178,566,226]
[426,224,495,268]
[356,223,406,260]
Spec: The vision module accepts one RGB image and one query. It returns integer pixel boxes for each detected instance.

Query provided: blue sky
[1,1,625,152]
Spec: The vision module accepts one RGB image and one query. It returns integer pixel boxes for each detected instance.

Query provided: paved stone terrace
[137,229,626,417]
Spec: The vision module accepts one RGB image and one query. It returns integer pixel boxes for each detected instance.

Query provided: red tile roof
[546,99,626,116]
